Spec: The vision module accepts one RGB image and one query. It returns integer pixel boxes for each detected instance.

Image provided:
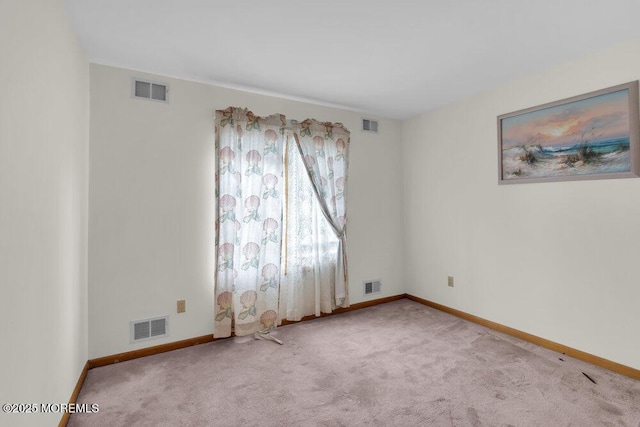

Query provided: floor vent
[364,280,382,296]
[361,118,379,133]
[132,77,169,103]
[130,316,169,343]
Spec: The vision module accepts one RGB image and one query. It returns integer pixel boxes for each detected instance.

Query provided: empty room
[2,0,640,426]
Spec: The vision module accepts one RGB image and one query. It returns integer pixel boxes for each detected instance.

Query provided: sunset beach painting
[498,81,639,183]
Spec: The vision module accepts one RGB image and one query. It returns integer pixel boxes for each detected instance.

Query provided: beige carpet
[69,300,640,426]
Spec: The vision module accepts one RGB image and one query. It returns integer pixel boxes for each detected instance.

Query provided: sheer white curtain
[290,120,350,308]
[279,119,350,322]
[279,138,340,321]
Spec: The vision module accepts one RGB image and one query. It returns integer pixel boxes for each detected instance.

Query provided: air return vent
[361,118,379,133]
[132,77,169,103]
[130,316,169,343]
[363,279,382,296]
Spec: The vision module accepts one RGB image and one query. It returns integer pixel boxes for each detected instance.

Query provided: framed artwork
[497,81,640,184]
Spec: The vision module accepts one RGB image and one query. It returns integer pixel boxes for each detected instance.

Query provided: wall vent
[130,316,169,343]
[132,77,169,103]
[361,118,379,133]
[363,279,382,296]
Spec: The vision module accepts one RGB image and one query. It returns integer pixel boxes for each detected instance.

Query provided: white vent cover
[130,316,169,343]
[132,77,169,103]
[363,279,382,296]
[361,118,379,133]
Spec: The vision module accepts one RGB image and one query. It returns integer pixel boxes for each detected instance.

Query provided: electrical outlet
[447,276,454,287]
[177,300,186,313]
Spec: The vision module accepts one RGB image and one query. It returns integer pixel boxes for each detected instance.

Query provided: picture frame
[497,81,640,184]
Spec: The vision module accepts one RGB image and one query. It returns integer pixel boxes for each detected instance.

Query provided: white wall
[402,37,640,370]
[0,0,89,425]
[88,64,404,358]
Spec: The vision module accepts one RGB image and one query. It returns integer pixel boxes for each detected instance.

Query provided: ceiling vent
[361,118,379,133]
[363,279,382,296]
[130,316,169,343]
[132,77,169,103]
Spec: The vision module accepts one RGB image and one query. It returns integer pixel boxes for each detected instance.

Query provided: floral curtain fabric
[214,108,351,337]
[214,107,285,338]
[291,119,350,307]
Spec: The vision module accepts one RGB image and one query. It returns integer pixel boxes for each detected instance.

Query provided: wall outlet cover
[177,300,186,313]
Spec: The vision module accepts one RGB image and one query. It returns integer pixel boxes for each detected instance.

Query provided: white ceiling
[65,0,640,120]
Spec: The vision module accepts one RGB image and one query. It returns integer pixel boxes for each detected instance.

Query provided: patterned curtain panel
[214,107,285,338]
[291,119,350,307]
